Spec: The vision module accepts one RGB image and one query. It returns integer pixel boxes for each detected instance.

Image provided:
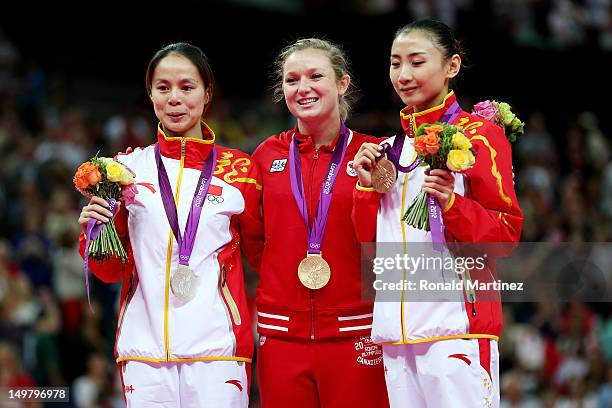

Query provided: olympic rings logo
[207,194,224,205]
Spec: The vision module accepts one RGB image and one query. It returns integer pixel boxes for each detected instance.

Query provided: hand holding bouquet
[402,123,475,231]
[74,155,135,307]
[74,155,135,262]
[472,100,524,143]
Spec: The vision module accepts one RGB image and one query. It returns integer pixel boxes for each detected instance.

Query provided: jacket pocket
[219,262,241,326]
[117,272,138,340]
[461,268,477,317]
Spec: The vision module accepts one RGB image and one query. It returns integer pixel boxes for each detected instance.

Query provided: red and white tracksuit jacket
[353,91,524,344]
[79,124,263,364]
[252,127,380,341]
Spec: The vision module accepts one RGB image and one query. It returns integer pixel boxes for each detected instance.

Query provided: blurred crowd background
[0,0,611,407]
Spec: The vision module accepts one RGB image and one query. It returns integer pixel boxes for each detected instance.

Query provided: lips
[167,112,186,122]
[400,87,418,93]
[298,97,318,106]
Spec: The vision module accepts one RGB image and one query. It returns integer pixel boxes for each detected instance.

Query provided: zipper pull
[181,138,186,158]
[221,263,227,287]
[409,117,414,138]
[314,148,319,160]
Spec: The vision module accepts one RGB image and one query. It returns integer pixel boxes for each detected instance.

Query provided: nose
[397,64,414,83]
[297,78,310,95]
[168,87,181,105]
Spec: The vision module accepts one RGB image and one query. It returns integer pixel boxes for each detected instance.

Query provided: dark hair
[145,42,215,116]
[394,19,465,64]
[271,37,358,121]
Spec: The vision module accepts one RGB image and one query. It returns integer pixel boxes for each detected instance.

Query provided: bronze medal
[371,156,397,193]
[171,264,197,302]
[298,254,331,290]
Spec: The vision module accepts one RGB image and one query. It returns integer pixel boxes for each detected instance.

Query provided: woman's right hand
[78,196,117,231]
[353,143,383,188]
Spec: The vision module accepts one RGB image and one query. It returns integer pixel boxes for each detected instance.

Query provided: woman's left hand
[422,169,455,210]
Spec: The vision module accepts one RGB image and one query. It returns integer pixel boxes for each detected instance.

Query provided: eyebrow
[154,77,199,84]
[390,51,429,58]
[284,66,325,75]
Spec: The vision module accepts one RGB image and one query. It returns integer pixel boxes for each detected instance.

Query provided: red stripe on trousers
[478,338,491,381]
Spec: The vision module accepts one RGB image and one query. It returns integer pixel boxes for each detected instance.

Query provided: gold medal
[171,264,197,302]
[371,156,397,193]
[298,253,331,289]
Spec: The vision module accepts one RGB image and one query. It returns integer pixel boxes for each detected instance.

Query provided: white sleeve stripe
[257,312,290,321]
[338,313,374,321]
[339,325,372,332]
[257,322,289,332]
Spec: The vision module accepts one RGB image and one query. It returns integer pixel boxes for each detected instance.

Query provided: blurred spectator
[12,208,52,288]
[500,369,543,407]
[72,352,113,408]
[548,0,589,48]
[0,25,20,94]
[51,222,85,335]
[35,107,90,171]
[102,108,152,154]
[0,341,36,388]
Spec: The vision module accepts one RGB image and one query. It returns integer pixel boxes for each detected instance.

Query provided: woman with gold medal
[252,38,389,407]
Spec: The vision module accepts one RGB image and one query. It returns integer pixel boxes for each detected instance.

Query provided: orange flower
[414,135,428,156]
[424,124,444,136]
[73,162,101,192]
[414,134,441,156]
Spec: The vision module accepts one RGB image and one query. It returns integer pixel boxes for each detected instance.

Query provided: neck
[298,115,340,148]
[413,88,450,113]
[163,123,204,139]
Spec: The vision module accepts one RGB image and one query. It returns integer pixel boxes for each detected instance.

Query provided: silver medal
[171,264,197,302]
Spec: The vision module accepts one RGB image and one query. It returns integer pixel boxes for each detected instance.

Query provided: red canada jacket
[252,127,380,341]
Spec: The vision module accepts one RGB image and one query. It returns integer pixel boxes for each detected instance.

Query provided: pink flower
[122,184,138,206]
[472,100,498,122]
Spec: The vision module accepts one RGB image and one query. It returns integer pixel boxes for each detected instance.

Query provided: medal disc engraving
[298,255,331,289]
[171,264,197,302]
[371,157,397,193]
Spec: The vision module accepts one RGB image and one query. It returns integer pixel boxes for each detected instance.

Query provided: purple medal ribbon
[84,198,119,311]
[383,100,462,173]
[427,101,462,251]
[155,142,217,267]
[289,122,349,254]
[384,135,423,173]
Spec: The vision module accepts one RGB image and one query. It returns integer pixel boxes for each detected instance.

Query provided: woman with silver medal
[78,43,263,407]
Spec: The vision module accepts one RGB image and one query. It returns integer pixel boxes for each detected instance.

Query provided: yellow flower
[497,102,515,126]
[447,149,475,172]
[119,168,135,186]
[106,161,123,182]
[465,150,475,167]
[452,132,472,150]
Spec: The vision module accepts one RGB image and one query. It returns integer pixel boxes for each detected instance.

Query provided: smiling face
[389,30,460,112]
[149,53,211,138]
[282,48,349,125]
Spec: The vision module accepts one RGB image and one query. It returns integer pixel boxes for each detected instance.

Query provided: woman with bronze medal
[252,38,389,407]
[353,20,523,407]
[77,43,263,407]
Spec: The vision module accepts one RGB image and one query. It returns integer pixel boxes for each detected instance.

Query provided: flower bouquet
[472,100,524,143]
[402,123,475,231]
[74,155,135,263]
